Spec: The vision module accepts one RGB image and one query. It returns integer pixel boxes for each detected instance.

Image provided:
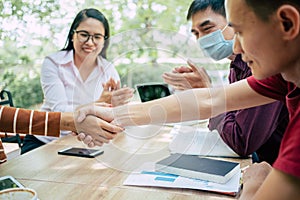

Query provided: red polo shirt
[247,74,300,178]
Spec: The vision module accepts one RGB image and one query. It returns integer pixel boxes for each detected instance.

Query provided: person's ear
[277,5,300,40]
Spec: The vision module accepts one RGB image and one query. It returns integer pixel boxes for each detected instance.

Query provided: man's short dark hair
[244,0,300,21]
[186,0,226,21]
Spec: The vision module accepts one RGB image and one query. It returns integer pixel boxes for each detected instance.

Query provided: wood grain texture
[0,124,250,199]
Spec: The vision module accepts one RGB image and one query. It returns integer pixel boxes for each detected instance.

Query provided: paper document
[124,162,241,196]
[169,125,239,157]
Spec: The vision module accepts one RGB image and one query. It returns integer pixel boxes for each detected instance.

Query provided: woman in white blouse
[21,8,134,154]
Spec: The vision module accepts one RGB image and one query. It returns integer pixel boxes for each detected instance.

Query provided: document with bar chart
[123,162,241,196]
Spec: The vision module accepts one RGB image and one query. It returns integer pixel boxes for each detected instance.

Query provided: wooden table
[0,124,250,200]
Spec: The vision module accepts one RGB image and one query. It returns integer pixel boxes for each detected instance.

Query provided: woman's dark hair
[62,8,110,58]
[244,0,300,21]
[187,0,226,21]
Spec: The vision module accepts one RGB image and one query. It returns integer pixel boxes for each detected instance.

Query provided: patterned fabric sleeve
[0,106,61,163]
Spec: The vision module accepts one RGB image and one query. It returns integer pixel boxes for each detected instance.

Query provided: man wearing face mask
[163,0,289,165]
[198,24,233,61]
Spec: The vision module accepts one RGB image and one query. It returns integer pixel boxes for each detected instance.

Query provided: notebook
[155,154,240,184]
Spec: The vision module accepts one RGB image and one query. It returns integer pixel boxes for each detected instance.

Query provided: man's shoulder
[247,74,288,101]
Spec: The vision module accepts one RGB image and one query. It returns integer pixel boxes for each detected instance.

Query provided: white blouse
[37,50,120,143]
[40,50,120,112]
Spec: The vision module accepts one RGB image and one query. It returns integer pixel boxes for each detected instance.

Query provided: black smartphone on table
[58,147,104,158]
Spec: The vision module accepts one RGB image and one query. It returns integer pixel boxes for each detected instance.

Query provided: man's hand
[74,103,123,147]
[162,60,211,90]
[240,162,272,199]
[242,162,272,186]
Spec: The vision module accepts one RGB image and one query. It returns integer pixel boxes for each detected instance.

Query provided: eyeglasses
[74,30,108,44]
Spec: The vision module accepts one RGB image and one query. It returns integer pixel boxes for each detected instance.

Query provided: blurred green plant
[0,70,43,108]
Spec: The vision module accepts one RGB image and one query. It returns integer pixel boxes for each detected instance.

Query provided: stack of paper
[123,162,241,196]
[169,125,239,157]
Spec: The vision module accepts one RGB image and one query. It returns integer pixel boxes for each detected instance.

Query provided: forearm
[113,80,274,127]
[60,112,76,132]
[113,88,214,126]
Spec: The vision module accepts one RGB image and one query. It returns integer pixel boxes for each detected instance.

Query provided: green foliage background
[0,0,228,108]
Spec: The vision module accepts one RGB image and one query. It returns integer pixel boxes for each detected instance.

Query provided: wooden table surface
[0,124,250,200]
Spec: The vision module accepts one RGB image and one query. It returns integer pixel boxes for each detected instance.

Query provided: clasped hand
[73,103,121,147]
[73,78,134,147]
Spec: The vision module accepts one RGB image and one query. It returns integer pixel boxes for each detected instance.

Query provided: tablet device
[58,147,104,158]
[0,175,24,190]
[136,83,171,102]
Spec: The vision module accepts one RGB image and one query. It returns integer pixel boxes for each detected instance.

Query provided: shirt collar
[47,50,74,66]
[59,50,74,65]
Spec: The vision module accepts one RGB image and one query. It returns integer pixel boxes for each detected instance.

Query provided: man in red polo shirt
[78,0,300,198]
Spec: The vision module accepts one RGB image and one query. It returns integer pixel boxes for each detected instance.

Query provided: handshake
[72,102,128,148]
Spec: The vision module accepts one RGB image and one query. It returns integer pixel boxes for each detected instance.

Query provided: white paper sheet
[169,125,239,157]
[123,162,241,196]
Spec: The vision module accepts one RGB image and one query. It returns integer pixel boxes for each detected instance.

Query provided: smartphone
[136,83,171,102]
[58,147,104,158]
[0,175,24,191]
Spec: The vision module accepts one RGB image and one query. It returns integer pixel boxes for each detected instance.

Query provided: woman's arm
[0,106,61,137]
[0,105,122,139]
[0,105,123,163]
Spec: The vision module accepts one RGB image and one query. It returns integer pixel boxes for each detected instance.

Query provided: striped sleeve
[0,106,61,137]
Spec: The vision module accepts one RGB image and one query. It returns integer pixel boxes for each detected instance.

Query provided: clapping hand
[162,60,211,90]
[97,78,134,106]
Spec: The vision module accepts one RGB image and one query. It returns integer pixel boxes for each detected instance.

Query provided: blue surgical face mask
[198,26,234,61]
